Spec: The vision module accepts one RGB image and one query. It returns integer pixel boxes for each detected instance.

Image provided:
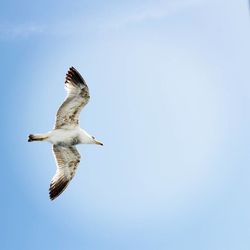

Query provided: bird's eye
[92,136,95,139]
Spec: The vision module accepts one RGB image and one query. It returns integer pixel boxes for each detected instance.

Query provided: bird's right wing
[49,145,81,200]
[54,67,90,129]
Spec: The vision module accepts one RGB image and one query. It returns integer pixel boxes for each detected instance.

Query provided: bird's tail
[28,134,48,142]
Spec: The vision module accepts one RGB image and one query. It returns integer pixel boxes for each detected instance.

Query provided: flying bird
[28,67,103,200]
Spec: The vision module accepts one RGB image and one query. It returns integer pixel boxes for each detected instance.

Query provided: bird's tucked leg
[28,134,48,142]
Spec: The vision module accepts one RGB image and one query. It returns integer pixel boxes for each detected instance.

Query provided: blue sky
[1,0,250,249]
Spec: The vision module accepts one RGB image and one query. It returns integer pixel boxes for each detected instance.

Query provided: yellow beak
[94,140,103,146]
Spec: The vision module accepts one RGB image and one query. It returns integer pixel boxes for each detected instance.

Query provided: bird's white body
[44,128,93,146]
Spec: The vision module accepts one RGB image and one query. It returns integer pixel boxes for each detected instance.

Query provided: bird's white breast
[48,128,82,146]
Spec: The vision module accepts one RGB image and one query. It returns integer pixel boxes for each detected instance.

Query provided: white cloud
[0,23,44,39]
[100,0,204,30]
[0,0,206,40]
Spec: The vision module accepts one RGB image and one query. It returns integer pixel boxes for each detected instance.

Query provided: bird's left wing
[54,67,90,129]
[49,145,81,200]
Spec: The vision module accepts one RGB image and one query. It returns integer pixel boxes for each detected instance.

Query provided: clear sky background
[1,0,250,249]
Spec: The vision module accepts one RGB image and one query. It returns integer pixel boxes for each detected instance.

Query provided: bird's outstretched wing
[49,145,81,200]
[55,67,90,129]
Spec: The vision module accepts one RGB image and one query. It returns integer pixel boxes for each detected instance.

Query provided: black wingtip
[65,66,86,85]
[49,178,70,201]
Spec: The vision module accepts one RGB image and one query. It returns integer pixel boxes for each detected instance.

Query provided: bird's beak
[94,139,103,146]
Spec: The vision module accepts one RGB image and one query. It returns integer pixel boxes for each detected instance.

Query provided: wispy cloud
[0,23,44,39]
[0,0,204,40]
[100,0,204,30]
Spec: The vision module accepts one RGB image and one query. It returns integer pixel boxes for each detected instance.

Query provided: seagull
[28,67,103,200]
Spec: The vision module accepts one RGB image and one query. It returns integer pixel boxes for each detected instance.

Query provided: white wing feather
[49,145,81,200]
[54,67,90,129]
